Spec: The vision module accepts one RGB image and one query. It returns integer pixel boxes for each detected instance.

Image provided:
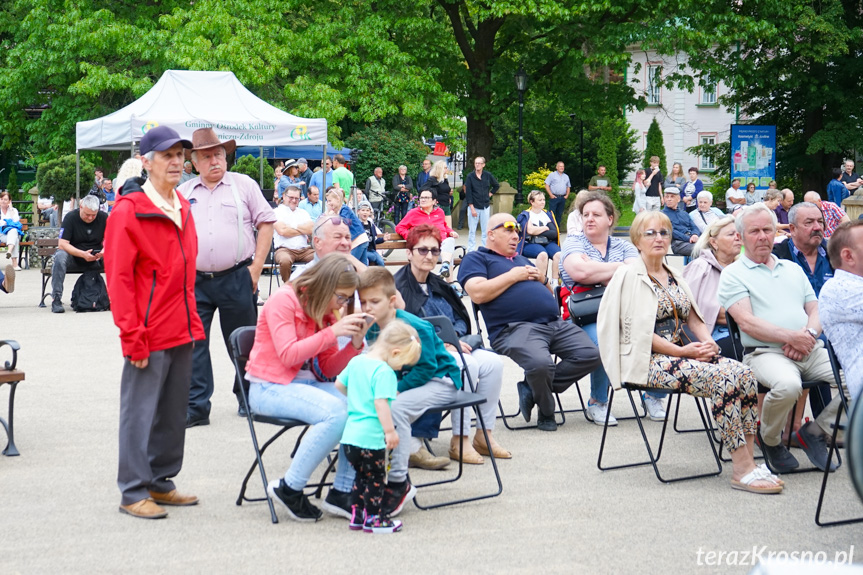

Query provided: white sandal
[731,467,784,494]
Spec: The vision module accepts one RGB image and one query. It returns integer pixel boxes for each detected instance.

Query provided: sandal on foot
[731,468,783,494]
[757,464,784,486]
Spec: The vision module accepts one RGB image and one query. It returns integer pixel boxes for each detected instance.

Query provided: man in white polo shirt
[273,186,314,282]
[718,203,842,474]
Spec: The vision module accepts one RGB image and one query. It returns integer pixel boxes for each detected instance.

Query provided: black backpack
[71,270,110,312]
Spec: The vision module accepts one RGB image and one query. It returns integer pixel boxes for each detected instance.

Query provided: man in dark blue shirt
[772,202,833,296]
[459,213,601,431]
[661,189,700,256]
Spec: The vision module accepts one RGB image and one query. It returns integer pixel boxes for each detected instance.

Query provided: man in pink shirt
[178,128,276,427]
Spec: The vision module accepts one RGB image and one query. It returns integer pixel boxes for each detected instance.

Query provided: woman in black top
[391,165,414,224]
[420,160,453,230]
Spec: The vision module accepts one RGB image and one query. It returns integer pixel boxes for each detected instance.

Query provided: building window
[647,65,661,105]
[701,75,717,104]
[699,134,716,170]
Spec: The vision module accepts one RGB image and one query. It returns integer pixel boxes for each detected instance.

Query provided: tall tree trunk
[801,107,825,194]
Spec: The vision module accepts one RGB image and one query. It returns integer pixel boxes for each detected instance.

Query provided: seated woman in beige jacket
[597,211,784,494]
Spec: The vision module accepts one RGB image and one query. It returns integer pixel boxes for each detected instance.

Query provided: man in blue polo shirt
[661,188,700,256]
[459,213,601,431]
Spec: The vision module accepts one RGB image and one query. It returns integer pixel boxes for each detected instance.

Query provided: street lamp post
[514,68,528,206]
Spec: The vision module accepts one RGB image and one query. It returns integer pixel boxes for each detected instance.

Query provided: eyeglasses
[642,229,671,238]
[313,216,351,234]
[335,294,353,305]
[286,196,300,202]
[490,221,521,233]
[419,195,434,201]
[411,247,441,257]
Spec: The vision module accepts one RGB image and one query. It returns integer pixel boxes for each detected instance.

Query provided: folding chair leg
[413,405,503,510]
[815,407,863,527]
[235,417,284,524]
[598,388,723,483]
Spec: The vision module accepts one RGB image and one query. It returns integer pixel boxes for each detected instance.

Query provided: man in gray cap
[297,158,313,192]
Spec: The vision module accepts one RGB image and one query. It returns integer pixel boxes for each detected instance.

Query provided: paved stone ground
[1,238,862,574]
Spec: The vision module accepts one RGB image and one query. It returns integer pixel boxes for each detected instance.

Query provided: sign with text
[730,125,776,190]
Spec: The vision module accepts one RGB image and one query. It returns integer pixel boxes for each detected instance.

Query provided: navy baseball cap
[140,126,193,155]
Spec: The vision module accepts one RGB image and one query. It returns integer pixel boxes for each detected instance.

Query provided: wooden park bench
[0,218,34,269]
[377,233,465,267]
[0,340,25,456]
[34,230,104,308]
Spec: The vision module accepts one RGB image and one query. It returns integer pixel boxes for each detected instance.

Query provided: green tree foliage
[596,117,623,210]
[6,166,17,194]
[230,154,273,188]
[36,153,94,219]
[344,127,429,186]
[644,118,666,175]
[0,0,459,163]
[665,0,863,192]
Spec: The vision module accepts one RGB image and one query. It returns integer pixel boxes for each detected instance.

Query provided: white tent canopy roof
[75,70,327,151]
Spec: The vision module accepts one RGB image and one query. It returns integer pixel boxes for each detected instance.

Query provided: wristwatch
[806,327,818,338]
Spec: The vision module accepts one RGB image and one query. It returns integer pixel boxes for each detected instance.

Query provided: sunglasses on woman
[491,221,522,233]
[411,247,441,257]
[642,229,671,238]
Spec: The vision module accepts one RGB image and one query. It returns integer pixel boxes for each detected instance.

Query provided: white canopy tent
[74,69,328,192]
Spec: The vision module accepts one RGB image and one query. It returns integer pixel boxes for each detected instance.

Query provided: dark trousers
[188,266,257,418]
[394,201,409,224]
[118,343,193,505]
[456,199,469,229]
[548,196,567,227]
[670,239,695,257]
[344,444,387,517]
[492,319,602,417]
[51,250,102,301]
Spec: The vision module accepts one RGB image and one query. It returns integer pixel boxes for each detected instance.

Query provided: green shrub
[6,167,17,194]
[644,118,667,175]
[345,127,430,185]
[231,154,274,187]
[36,154,95,218]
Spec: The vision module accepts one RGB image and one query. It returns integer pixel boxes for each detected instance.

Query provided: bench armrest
[0,340,20,370]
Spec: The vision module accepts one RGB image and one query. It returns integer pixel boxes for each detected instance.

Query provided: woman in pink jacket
[396,189,459,280]
[245,253,371,522]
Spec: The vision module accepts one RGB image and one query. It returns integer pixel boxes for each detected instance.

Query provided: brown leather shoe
[148,489,199,506]
[473,438,512,459]
[408,446,451,470]
[119,498,168,519]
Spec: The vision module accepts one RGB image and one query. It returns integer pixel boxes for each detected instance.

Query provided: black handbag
[567,286,605,327]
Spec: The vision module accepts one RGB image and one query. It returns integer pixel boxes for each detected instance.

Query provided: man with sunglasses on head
[459,213,602,431]
[178,128,276,428]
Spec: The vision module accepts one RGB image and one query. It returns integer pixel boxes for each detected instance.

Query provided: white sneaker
[642,394,667,421]
[585,401,617,427]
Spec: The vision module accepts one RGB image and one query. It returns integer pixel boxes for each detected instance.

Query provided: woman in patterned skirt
[597,210,785,494]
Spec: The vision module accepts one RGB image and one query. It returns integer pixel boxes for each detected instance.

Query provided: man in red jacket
[105,126,206,520]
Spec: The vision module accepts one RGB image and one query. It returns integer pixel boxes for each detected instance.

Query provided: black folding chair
[410,316,503,510]
[849,396,863,504]
[229,326,337,523]
[267,241,281,297]
[726,312,829,474]
[815,339,861,527]
[471,302,584,430]
[597,381,723,483]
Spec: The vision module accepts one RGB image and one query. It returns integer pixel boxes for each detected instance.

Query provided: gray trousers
[389,379,460,483]
[492,319,602,417]
[118,343,193,505]
[51,250,102,301]
[670,239,694,257]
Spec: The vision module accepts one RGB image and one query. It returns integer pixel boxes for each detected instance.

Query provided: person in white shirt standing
[273,186,314,282]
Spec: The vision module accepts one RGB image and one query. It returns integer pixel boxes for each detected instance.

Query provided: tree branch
[438,0,476,70]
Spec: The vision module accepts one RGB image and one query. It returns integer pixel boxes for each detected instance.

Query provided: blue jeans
[249,380,354,492]
[366,250,385,266]
[350,242,369,265]
[468,206,490,251]
[580,323,666,403]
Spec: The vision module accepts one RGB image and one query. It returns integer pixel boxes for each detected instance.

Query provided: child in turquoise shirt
[336,319,421,534]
